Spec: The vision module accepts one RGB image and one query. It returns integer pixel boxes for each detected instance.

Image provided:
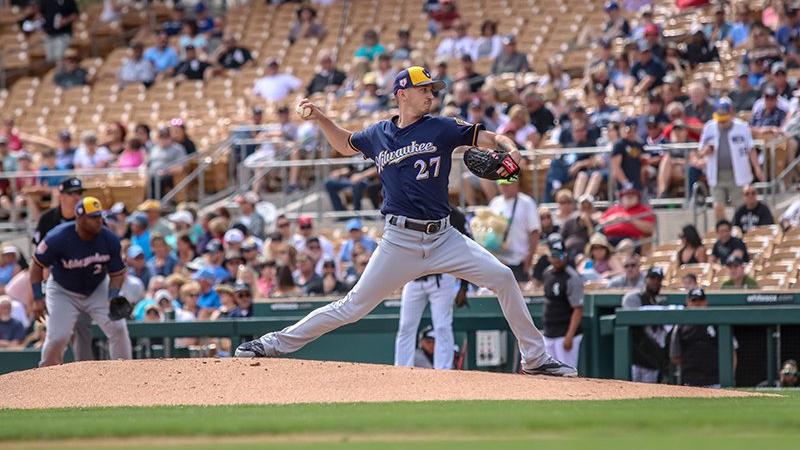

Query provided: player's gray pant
[395,274,458,370]
[40,276,132,367]
[71,313,95,360]
[257,215,549,370]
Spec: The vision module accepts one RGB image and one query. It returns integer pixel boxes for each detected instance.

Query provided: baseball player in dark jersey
[30,197,132,366]
[236,66,575,376]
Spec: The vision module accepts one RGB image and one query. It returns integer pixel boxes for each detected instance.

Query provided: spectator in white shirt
[471,20,502,61]
[117,43,156,87]
[252,59,302,103]
[487,178,541,282]
[435,20,475,62]
[73,132,113,168]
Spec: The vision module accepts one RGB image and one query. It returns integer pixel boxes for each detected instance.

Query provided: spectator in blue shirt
[729,6,752,48]
[0,297,26,347]
[128,212,153,260]
[193,268,220,309]
[704,7,732,43]
[147,233,178,277]
[127,245,153,289]
[144,31,179,73]
[194,2,215,34]
[55,130,76,169]
[37,149,64,187]
[354,29,385,61]
[338,219,378,266]
[775,6,800,49]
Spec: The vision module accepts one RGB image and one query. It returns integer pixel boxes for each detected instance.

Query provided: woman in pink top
[116,138,146,169]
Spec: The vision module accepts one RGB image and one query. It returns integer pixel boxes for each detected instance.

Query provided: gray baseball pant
[71,312,95,360]
[394,273,458,369]
[258,215,549,370]
[40,276,132,367]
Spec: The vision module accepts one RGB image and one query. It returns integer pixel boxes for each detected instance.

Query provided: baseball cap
[687,288,706,300]
[126,211,148,227]
[393,66,446,95]
[2,245,18,255]
[780,360,798,375]
[154,289,172,303]
[737,65,749,77]
[223,228,245,244]
[715,97,734,112]
[771,61,787,75]
[110,201,128,215]
[127,245,145,259]
[604,1,619,12]
[75,196,104,217]
[637,40,651,52]
[205,239,223,253]
[298,216,314,227]
[726,255,744,266]
[59,177,84,194]
[236,191,259,204]
[0,136,7,145]
[241,237,260,252]
[346,218,363,231]
[137,199,161,212]
[233,282,251,293]
[548,237,566,259]
[58,130,71,141]
[623,117,638,127]
[646,266,665,279]
[192,267,216,281]
[763,84,778,98]
[644,23,659,36]
[224,250,243,263]
[168,210,193,225]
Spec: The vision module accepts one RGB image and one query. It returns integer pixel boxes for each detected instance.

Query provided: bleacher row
[639,225,800,290]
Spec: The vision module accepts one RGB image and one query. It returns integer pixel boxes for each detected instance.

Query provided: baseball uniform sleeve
[33,233,59,268]
[348,123,381,159]
[445,117,484,147]
[106,232,126,275]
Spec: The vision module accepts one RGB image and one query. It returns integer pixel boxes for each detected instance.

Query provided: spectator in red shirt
[0,119,23,152]
[428,0,460,36]
[599,186,656,245]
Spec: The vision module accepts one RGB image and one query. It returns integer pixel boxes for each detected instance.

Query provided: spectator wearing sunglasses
[229,282,253,318]
[732,185,774,234]
[607,253,644,288]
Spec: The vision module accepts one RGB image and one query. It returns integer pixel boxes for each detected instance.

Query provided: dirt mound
[0,358,755,409]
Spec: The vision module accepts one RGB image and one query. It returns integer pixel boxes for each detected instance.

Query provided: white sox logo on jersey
[374,141,438,172]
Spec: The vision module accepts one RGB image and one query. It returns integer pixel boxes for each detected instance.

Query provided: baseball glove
[463,147,520,181]
[108,296,133,321]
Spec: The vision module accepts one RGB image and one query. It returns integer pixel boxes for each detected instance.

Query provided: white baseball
[296,104,313,119]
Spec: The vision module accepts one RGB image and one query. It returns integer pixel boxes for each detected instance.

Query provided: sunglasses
[624,263,638,268]
[185,292,200,297]
[236,292,251,298]
[744,191,757,196]
[558,200,572,205]
[299,224,312,229]
[277,222,290,228]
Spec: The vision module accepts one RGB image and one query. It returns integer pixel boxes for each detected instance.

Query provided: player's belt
[388,216,446,234]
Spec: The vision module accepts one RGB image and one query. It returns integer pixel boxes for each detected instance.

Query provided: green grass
[1,391,798,449]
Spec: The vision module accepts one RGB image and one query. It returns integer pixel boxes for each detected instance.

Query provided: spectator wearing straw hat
[137,199,172,237]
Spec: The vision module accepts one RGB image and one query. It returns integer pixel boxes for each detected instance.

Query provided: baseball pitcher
[236,66,575,377]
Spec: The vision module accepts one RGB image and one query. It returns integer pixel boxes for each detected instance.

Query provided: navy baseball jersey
[349,115,483,220]
[34,222,126,295]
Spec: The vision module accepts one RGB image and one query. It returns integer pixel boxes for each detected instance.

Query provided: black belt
[388,216,444,234]
[415,274,442,286]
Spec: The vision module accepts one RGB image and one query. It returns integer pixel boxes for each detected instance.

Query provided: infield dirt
[0,358,756,409]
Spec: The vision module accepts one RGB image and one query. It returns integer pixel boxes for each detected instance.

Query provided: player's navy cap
[687,288,706,300]
[646,266,665,279]
[75,196,104,218]
[604,1,619,12]
[59,177,84,193]
[392,66,446,95]
[127,245,145,259]
[548,237,566,259]
[715,97,733,112]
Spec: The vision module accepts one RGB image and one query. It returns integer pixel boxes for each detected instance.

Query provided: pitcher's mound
[0,358,755,409]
